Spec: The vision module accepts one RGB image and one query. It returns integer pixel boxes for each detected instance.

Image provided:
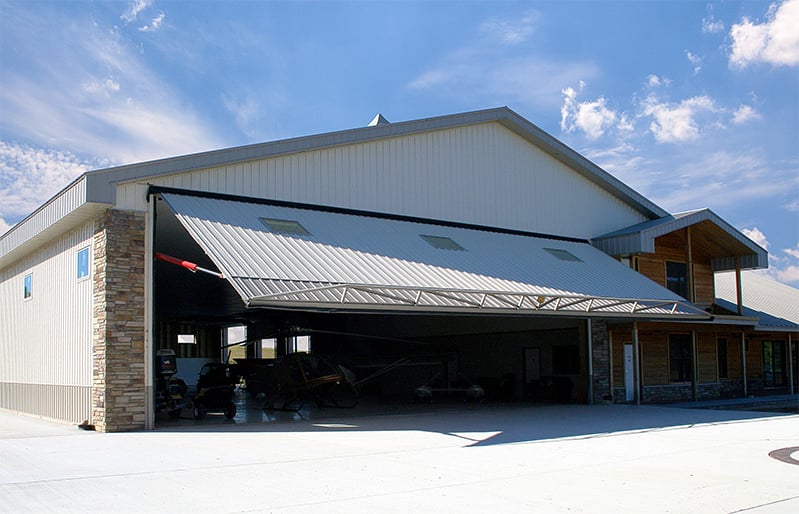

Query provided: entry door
[624,344,635,401]
[524,347,541,383]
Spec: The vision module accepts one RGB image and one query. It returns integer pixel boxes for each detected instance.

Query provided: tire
[224,402,237,419]
[193,403,207,420]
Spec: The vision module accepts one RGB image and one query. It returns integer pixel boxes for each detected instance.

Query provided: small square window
[77,247,90,279]
[23,273,32,299]
[544,248,583,262]
[260,217,311,236]
[420,235,465,251]
[178,334,196,344]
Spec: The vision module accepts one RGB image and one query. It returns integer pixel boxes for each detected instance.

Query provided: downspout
[633,321,641,405]
[587,318,594,405]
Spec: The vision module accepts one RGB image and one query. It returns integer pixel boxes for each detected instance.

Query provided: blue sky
[1,0,797,285]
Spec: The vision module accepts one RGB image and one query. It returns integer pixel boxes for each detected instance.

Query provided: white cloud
[82,77,121,96]
[732,104,761,124]
[686,50,702,74]
[0,13,225,165]
[410,52,598,110]
[640,95,716,143]
[560,83,618,140]
[222,92,261,141]
[755,239,799,286]
[729,0,799,68]
[121,0,154,24]
[0,141,98,230]
[139,12,166,32]
[742,227,770,249]
[703,17,725,34]
[408,13,598,110]
[775,265,799,283]
[480,10,540,45]
[646,74,672,88]
[702,4,725,33]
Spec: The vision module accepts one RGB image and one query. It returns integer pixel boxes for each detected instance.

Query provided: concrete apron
[1,404,798,513]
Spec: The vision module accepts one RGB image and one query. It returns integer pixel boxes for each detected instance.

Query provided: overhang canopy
[158,192,710,320]
[592,209,768,272]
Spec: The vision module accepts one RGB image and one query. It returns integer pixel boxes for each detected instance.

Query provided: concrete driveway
[1,403,797,513]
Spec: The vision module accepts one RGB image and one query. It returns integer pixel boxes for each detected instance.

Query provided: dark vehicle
[192,363,238,420]
[154,349,188,418]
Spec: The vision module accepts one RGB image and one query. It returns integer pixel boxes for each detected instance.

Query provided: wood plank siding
[635,230,715,306]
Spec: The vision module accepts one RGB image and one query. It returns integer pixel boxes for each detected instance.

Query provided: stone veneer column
[590,319,611,404]
[92,209,146,432]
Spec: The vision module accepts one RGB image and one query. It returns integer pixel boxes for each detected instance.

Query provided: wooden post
[608,329,614,403]
[586,318,594,405]
[741,332,748,397]
[633,321,641,405]
[788,333,794,396]
[691,330,698,401]
[686,227,695,302]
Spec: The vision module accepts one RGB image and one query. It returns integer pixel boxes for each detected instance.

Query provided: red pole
[155,252,224,279]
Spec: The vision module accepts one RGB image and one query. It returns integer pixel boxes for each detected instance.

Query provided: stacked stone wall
[590,319,612,403]
[92,210,146,432]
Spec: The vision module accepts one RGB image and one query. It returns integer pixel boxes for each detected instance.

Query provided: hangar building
[1,107,795,431]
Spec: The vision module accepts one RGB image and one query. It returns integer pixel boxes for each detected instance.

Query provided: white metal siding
[0,220,94,422]
[118,123,647,239]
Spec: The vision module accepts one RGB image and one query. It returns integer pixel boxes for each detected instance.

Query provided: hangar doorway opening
[149,188,707,426]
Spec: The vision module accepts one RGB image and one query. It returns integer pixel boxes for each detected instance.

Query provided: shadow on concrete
[153,399,797,447]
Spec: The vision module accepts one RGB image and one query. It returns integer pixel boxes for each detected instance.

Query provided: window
[666,261,688,298]
[544,248,583,262]
[420,235,465,251]
[287,335,311,353]
[669,334,693,383]
[77,247,90,279]
[717,338,728,379]
[260,217,311,236]
[259,338,277,359]
[23,273,32,299]
[763,341,786,388]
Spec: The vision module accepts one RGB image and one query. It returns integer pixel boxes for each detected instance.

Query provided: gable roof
[715,271,799,332]
[1,107,667,268]
[592,208,768,271]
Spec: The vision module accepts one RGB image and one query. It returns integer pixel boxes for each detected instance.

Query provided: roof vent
[368,113,390,127]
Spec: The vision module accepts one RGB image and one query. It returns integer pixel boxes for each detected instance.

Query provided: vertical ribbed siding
[0,177,88,259]
[0,383,91,424]
[0,221,94,422]
[116,123,647,239]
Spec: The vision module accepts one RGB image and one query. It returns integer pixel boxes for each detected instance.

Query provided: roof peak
[368,113,390,126]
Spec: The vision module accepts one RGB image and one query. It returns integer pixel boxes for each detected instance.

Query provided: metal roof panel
[160,192,708,319]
